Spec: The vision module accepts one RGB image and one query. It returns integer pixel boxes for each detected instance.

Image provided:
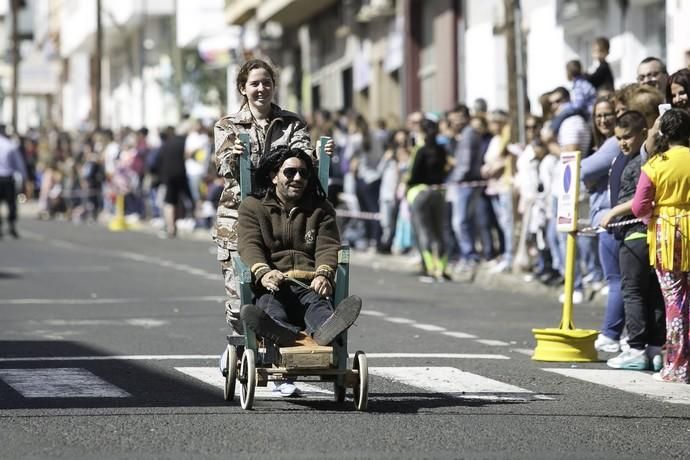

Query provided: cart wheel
[239,348,256,410]
[333,382,346,403]
[223,345,237,402]
[352,351,368,411]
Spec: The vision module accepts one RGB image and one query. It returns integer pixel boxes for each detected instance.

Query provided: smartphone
[658,103,672,116]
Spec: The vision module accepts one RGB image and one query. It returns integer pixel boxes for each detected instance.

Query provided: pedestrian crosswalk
[544,368,690,405]
[0,368,130,398]
[175,367,333,399]
[1,360,689,405]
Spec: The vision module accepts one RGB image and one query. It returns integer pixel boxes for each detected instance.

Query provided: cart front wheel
[239,348,256,410]
[352,351,368,411]
[223,345,237,402]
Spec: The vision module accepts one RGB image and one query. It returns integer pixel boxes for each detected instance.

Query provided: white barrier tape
[336,209,381,221]
[577,217,644,236]
[452,180,490,188]
[48,189,104,199]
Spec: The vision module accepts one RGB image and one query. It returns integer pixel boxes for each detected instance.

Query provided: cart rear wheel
[223,345,237,402]
[239,348,256,410]
[352,351,368,411]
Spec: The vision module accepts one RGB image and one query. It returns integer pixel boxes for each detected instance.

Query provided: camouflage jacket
[213,103,315,250]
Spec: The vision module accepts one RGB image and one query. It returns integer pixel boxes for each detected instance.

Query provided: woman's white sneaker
[606,348,649,370]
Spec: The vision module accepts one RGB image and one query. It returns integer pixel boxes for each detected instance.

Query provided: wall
[463,0,508,110]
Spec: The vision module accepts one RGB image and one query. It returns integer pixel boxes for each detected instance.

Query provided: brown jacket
[238,193,340,286]
[213,103,315,250]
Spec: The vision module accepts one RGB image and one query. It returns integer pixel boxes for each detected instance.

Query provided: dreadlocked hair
[251,145,327,200]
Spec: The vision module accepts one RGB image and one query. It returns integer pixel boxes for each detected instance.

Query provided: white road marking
[384,317,416,324]
[0,353,510,363]
[22,231,220,281]
[0,355,220,362]
[476,339,510,346]
[2,266,112,273]
[350,353,510,359]
[544,368,690,405]
[175,367,333,399]
[412,324,446,332]
[370,367,551,402]
[360,310,386,317]
[511,348,535,356]
[0,368,130,398]
[39,318,168,328]
[442,331,478,339]
[2,298,144,305]
[0,296,225,305]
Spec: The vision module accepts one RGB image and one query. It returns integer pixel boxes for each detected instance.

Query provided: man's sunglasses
[282,167,310,179]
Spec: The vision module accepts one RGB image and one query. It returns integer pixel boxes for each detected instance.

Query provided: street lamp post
[11,0,20,135]
[95,0,103,130]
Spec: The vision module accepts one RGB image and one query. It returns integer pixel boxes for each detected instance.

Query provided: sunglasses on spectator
[526,124,538,129]
[282,167,309,179]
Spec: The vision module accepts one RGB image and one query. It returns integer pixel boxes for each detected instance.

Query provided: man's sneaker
[272,380,301,398]
[606,348,649,370]
[558,290,584,305]
[240,304,299,346]
[594,333,621,353]
[313,295,362,346]
[646,346,663,372]
[619,335,630,352]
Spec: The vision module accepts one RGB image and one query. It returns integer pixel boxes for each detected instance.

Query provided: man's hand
[600,209,615,229]
[260,269,285,291]
[310,275,332,298]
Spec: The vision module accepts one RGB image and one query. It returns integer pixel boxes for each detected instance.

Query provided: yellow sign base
[532,327,598,362]
[108,217,129,232]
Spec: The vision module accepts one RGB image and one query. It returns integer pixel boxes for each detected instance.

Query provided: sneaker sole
[595,345,621,353]
[617,362,649,370]
[314,295,362,346]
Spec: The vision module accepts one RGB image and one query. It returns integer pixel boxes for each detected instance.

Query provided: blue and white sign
[556,151,581,232]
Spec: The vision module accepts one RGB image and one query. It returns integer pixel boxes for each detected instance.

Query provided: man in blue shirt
[0,125,27,239]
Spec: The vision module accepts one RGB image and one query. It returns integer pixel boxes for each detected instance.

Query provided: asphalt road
[1,217,689,459]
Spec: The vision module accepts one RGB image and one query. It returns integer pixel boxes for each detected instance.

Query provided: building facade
[224,0,689,123]
[4,0,686,132]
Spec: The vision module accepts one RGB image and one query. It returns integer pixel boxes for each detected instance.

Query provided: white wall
[60,0,96,56]
[462,0,675,117]
[523,1,564,115]
[665,0,690,73]
[463,0,508,110]
[176,0,226,47]
[62,52,91,130]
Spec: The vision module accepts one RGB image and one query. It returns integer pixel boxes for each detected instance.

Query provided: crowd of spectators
[8,117,219,238]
